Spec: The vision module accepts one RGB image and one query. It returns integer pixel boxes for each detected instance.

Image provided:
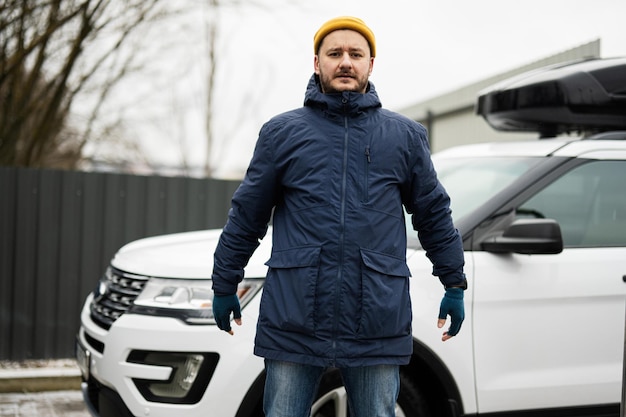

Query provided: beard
[318,69,369,94]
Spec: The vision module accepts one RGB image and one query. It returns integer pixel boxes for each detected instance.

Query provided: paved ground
[0,390,89,417]
[0,360,89,417]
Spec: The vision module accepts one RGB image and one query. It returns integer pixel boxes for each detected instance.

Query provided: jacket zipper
[364,145,371,202]
[332,108,350,365]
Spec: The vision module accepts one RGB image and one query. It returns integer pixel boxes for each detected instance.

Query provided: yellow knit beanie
[313,16,376,57]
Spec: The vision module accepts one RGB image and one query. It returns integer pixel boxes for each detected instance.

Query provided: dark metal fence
[0,167,240,361]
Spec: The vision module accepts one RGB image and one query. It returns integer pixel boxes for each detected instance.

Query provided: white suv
[76,57,626,417]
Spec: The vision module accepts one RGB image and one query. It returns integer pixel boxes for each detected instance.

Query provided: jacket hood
[303,74,381,116]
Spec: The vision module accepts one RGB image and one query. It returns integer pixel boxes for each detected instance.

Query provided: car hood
[111,229,272,279]
[111,228,420,280]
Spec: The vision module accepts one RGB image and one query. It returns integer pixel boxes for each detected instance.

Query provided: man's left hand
[437,287,465,342]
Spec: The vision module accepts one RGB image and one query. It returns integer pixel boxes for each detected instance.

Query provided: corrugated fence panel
[12,169,39,359]
[37,170,64,359]
[0,168,17,359]
[0,167,240,361]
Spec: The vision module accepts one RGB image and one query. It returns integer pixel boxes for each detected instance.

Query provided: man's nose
[339,52,353,68]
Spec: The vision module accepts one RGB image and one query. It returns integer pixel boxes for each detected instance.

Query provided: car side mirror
[481,218,563,254]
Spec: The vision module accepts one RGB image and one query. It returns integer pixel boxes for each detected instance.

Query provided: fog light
[144,353,203,398]
[128,350,219,404]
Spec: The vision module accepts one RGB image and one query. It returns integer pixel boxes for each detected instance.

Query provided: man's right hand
[212,294,242,335]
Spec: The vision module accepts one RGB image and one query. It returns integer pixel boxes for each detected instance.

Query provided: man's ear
[314,55,320,75]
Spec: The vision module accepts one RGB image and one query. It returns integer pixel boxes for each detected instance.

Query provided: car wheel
[310,369,430,417]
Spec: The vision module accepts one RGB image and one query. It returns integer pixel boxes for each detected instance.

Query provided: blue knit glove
[212,294,241,334]
[438,287,465,339]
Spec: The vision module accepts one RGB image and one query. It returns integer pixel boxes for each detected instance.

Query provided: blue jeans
[263,359,400,417]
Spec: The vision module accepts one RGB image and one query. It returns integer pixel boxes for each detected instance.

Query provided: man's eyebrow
[327,46,367,52]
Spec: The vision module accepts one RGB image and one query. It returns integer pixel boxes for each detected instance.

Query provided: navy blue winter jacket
[212,74,465,367]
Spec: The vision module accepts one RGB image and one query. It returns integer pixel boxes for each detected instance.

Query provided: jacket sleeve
[404,126,466,288]
[211,124,279,296]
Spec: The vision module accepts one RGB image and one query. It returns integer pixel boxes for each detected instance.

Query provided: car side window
[517,160,626,248]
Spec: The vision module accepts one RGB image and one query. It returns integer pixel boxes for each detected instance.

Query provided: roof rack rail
[476,57,626,137]
[584,131,626,140]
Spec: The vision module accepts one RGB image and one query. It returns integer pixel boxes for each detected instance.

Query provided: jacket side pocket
[260,246,321,335]
[358,248,412,339]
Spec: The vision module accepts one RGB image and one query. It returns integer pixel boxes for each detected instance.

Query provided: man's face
[314,30,374,94]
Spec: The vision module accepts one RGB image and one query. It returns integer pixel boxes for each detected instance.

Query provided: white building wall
[430,110,534,151]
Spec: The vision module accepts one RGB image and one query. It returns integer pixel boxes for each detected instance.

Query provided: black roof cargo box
[476,57,626,136]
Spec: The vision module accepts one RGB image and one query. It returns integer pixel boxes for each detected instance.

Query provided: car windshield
[406,155,542,247]
[434,156,542,222]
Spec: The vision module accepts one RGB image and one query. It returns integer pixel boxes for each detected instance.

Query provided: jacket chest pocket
[358,143,405,209]
[361,145,371,203]
[358,248,412,339]
[260,246,321,335]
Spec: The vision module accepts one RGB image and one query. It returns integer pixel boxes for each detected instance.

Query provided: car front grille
[90,267,148,330]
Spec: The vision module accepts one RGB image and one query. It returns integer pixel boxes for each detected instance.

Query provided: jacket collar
[303,74,382,116]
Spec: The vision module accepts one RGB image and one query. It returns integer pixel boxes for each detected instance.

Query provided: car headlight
[129,277,263,324]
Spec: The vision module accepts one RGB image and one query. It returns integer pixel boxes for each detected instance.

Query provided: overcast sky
[116,0,626,177]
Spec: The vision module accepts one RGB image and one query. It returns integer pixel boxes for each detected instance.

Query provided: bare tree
[0,0,169,169]
[203,0,219,177]
[1,0,310,175]
[199,0,302,177]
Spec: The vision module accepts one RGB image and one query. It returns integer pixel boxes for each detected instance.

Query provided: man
[212,16,466,417]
